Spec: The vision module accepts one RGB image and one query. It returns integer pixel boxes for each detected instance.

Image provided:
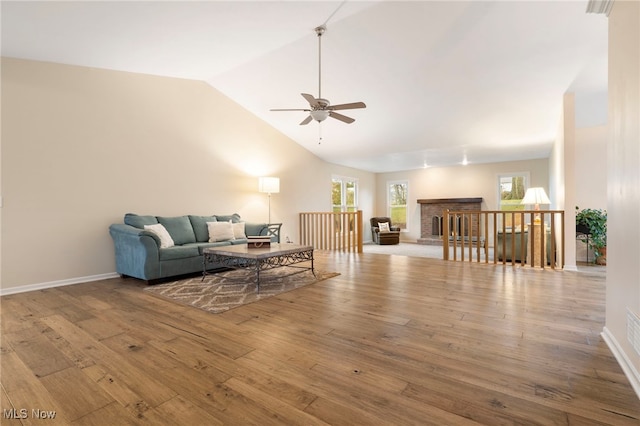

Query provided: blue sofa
[109,213,279,282]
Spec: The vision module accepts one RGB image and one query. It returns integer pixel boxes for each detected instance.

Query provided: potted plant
[575,206,607,265]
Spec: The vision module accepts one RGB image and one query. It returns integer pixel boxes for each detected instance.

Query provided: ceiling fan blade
[270,108,310,112]
[328,102,366,111]
[301,93,320,108]
[329,111,355,124]
[300,115,313,125]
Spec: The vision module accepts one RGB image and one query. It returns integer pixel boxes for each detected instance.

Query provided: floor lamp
[258,177,279,224]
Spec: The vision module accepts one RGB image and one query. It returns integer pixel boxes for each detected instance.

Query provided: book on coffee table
[247,236,271,248]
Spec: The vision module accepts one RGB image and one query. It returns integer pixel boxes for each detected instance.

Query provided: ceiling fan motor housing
[314,98,330,109]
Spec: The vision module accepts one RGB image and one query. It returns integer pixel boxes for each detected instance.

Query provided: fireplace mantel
[417,197,483,205]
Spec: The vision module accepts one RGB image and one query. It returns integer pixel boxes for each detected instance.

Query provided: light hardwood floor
[1,251,638,425]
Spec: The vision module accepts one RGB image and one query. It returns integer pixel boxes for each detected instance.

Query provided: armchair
[260,223,282,243]
[370,217,401,245]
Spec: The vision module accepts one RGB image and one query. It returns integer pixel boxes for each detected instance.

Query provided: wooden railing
[442,210,565,269]
[299,210,363,253]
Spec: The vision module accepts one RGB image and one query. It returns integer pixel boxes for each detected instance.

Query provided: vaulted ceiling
[1,1,608,172]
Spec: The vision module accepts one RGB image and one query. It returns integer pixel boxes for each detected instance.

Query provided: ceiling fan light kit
[271,24,366,126]
[310,110,330,122]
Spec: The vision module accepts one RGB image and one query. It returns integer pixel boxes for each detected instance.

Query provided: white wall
[561,93,579,269]
[0,58,375,292]
[550,92,608,269]
[375,159,549,243]
[604,0,640,396]
[575,125,608,210]
[574,124,608,263]
[548,96,566,241]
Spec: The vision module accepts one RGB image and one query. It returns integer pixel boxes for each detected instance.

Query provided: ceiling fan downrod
[315,25,325,99]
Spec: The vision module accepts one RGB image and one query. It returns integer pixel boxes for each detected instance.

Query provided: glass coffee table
[202,243,315,293]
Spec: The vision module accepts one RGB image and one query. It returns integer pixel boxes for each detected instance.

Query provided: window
[498,173,529,228]
[332,177,358,213]
[388,180,408,230]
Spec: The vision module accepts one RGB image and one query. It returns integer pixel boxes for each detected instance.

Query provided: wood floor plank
[94,295,256,360]
[3,326,75,379]
[40,315,177,408]
[0,297,42,335]
[302,395,398,426]
[148,337,318,411]
[403,376,605,425]
[96,332,258,424]
[83,363,146,404]
[39,367,114,422]
[223,377,329,426]
[1,251,638,425]
[0,348,71,425]
[75,316,127,341]
[106,334,231,383]
[69,401,149,426]
[1,385,24,425]
[237,347,483,425]
[154,395,224,426]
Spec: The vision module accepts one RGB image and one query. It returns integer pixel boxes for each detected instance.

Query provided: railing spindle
[442,209,564,269]
[299,211,363,253]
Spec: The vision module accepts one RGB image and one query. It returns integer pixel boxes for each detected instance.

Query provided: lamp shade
[258,177,280,194]
[521,187,550,206]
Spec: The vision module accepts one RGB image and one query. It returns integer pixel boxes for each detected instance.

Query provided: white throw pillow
[232,222,246,239]
[207,221,235,242]
[378,222,391,233]
[144,224,175,248]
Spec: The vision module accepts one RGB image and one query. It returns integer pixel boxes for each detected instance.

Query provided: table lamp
[521,187,550,223]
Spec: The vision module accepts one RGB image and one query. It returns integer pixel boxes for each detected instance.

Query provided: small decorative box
[247,236,271,248]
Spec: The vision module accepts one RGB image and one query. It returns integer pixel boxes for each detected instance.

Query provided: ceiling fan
[270,25,366,125]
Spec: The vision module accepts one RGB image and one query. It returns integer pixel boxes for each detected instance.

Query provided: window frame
[332,175,359,213]
[387,179,409,231]
[497,172,530,229]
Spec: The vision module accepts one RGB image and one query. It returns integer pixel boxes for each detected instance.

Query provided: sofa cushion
[144,224,175,248]
[215,213,241,223]
[157,216,197,245]
[244,222,266,237]
[207,221,235,242]
[125,213,158,229]
[159,245,200,261]
[193,242,234,254]
[189,215,217,242]
[232,222,246,239]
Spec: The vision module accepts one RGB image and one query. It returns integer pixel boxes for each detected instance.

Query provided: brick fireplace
[417,198,483,245]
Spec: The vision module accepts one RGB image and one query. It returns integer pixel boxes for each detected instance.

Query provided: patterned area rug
[144,267,339,314]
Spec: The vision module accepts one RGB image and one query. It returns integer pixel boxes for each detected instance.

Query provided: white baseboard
[601,326,640,399]
[0,272,120,296]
